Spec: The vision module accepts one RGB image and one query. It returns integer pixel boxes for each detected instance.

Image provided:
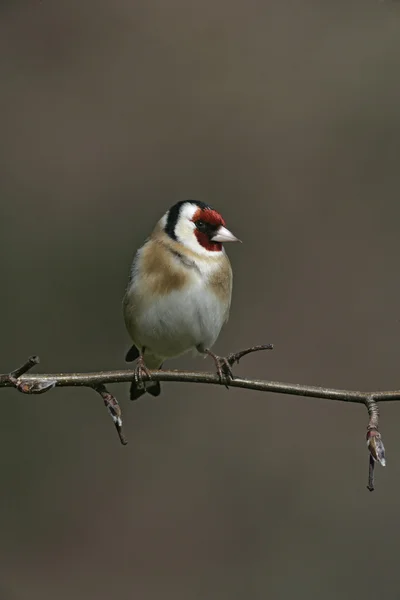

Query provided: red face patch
[192,208,225,252]
[192,208,226,228]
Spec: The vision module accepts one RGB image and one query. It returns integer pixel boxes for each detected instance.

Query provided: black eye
[195,220,207,231]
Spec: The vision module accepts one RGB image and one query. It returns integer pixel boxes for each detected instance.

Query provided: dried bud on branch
[367,429,386,467]
[0,346,398,491]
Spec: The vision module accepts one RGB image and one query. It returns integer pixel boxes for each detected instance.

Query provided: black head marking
[165,200,211,241]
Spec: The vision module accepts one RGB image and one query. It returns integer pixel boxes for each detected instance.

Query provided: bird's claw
[134,357,152,388]
[212,355,234,388]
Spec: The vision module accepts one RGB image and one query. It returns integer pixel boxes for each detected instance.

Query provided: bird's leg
[201,347,234,388]
[134,348,152,388]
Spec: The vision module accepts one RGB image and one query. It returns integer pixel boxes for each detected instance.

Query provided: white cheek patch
[179,203,199,222]
[174,205,196,244]
[173,204,213,256]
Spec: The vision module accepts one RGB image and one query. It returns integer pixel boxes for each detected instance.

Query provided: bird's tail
[126,345,162,400]
[129,378,161,400]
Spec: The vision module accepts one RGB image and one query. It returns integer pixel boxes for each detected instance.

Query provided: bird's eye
[195,220,206,231]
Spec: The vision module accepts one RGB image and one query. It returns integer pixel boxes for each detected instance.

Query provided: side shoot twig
[0,344,390,490]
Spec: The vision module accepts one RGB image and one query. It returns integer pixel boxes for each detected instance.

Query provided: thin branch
[227,344,274,365]
[365,395,386,492]
[93,383,127,446]
[9,355,40,380]
[0,355,57,394]
[0,344,390,490]
[2,369,400,402]
[368,456,375,492]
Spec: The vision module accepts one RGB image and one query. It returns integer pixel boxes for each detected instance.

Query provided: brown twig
[9,355,40,379]
[0,355,38,385]
[0,344,392,490]
[93,383,127,446]
[367,455,375,492]
[365,395,386,491]
[227,344,274,366]
[0,355,57,393]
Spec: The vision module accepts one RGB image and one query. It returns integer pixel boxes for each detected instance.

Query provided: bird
[123,199,241,400]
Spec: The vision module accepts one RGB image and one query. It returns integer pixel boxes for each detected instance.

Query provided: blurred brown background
[1,1,400,598]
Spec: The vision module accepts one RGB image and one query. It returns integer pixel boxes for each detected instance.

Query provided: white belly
[135,282,227,359]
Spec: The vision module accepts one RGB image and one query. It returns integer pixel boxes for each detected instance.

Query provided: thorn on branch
[94,384,127,446]
[365,396,386,492]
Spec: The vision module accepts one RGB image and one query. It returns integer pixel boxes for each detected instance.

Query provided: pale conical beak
[211,226,242,243]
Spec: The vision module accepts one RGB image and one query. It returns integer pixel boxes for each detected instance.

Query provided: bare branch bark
[0,345,390,490]
[93,383,127,446]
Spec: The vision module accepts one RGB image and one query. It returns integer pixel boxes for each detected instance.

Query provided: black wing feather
[125,345,140,362]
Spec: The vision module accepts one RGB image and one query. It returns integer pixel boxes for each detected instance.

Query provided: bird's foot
[204,349,234,388]
[134,355,152,388]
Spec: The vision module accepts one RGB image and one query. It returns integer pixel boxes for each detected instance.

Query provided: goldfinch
[123,200,240,400]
